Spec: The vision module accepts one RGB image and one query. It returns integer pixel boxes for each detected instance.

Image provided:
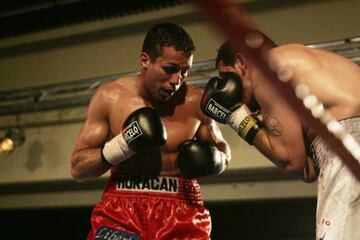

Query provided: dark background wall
[0,198,316,240]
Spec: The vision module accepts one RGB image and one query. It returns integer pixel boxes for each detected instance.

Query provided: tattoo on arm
[262,113,283,136]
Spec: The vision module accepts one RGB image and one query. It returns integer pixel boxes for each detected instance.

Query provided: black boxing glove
[201,72,263,144]
[201,72,243,124]
[102,107,167,165]
[177,139,228,179]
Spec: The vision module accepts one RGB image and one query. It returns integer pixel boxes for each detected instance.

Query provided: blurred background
[1,0,360,239]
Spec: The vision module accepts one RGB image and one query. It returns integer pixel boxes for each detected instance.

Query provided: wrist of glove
[228,104,264,145]
[101,107,167,166]
[101,134,135,166]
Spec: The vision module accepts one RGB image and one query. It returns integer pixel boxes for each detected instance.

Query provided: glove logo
[205,98,231,122]
[123,121,143,144]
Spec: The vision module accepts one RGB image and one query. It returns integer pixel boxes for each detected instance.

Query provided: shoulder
[182,83,204,106]
[186,83,203,99]
[184,83,210,122]
[268,44,318,62]
[268,44,308,59]
[88,77,134,114]
[266,43,321,74]
[93,76,134,102]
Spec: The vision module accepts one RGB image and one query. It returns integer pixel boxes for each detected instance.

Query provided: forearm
[71,148,111,182]
[252,128,306,174]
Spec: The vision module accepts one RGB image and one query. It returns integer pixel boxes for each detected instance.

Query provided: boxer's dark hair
[215,41,237,67]
[216,33,277,67]
[216,41,262,113]
[142,22,196,62]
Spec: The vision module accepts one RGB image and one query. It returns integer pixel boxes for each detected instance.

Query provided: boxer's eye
[163,66,180,75]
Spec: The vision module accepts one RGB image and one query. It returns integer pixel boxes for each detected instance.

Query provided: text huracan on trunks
[116,176,178,193]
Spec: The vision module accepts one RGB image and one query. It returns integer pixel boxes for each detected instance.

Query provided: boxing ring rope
[192,0,360,181]
[0,39,359,116]
[307,36,360,49]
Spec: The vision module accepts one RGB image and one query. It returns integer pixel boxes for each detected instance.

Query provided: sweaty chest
[161,114,200,151]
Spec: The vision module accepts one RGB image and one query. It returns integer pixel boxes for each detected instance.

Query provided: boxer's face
[141,46,193,102]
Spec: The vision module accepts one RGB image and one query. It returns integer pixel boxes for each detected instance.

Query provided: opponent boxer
[201,35,360,239]
[70,22,231,240]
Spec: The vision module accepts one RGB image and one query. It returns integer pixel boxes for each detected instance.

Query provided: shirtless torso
[71,46,229,181]
[100,76,213,176]
[264,44,360,120]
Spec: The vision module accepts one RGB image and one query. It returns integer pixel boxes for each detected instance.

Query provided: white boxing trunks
[311,117,360,240]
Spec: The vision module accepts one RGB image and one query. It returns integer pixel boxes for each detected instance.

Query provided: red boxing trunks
[87,174,211,240]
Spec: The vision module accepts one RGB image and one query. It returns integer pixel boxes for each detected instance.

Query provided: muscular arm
[196,116,231,165]
[252,111,307,173]
[250,44,318,177]
[248,62,308,175]
[70,86,112,182]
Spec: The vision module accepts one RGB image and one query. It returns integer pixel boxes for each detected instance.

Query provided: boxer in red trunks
[70,22,231,240]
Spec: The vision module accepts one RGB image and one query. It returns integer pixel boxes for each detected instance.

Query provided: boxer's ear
[235,53,247,76]
[140,52,150,69]
[235,52,245,64]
